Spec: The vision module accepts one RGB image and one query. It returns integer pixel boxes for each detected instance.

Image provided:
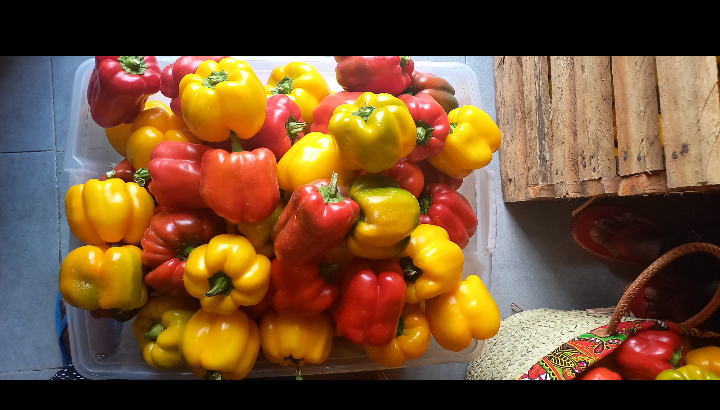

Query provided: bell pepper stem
[400,56,412,74]
[118,56,147,75]
[319,261,341,285]
[230,131,245,153]
[400,257,423,283]
[415,120,435,146]
[105,170,117,179]
[285,114,306,144]
[395,317,405,338]
[352,105,376,122]
[202,70,229,90]
[133,168,151,187]
[285,356,303,380]
[205,371,222,380]
[318,172,344,204]
[178,239,204,260]
[670,348,682,368]
[418,193,433,215]
[143,323,164,341]
[449,122,458,135]
[205,271,235,297]
[271,76,294,95]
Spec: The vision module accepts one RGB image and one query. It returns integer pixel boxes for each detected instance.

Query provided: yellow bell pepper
[183,234,271,315]
[655,364,720,380]
[400,224,464,304]
[427,105,501,178]
[179,57,266,142]
[180,308,260,380]
[131,294,200,369]
[328,92,416,173]
[265,62,331,127]
[105,100,173,157]
[59,244,147,312]
[259,309,334,372]
[65,178,155,245]
[685,346,720,377]
[226,202,285,259]
[276,132,354,192]
[425,274,500,352]
[364,303,431,367]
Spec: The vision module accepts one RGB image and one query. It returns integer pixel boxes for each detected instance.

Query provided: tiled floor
[2,56,718,380]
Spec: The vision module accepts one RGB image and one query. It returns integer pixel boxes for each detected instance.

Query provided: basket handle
[591,242,720,338]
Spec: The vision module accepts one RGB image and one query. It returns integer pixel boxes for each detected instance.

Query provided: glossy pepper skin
[614,330,685,380]
[268,258,338,317]
[273,173,359,265]
[427,105,502,178]
[334,258,407,347]
[65,178,155,246]
[259,309,334,367]
[99,158,136,183]
[398,93,450,162]
[686,346,720,377]
[240,94,306,160]
[87,56,161,128]
[655,364,720,380]
[310,91,363,134]
[180,308,260,380]
[183,234,272,315]
[159,56,228,118]
[179,57,266,142]
[578,367,623,380]
[276,132,354,193]
[59,245,148,312]
[199,142,279,225]
[227,203,285,259]
[400,224,464,304]
[418,183,478,249]
[347,174,420,260]
[416,159,463,190]
[364,303,431,367]
[265,62,331,127]
[105,100,172,157]
[131,294,200,369]
[328,92,417,173]
[357,159,425,199]
[147,141,212,211]
[335,56,414,96]
[407,71,459,114]
[425,275,501,352]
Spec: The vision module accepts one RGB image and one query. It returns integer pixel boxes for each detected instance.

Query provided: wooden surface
[656,56,720,189]
[549,56,580,194]
[612,56,664,176]
[521,56,552,187]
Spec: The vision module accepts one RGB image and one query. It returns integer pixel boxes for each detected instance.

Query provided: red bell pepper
[145,258,188,298]
[159,56,228,118]
[408,71,459,114]
[614,330,685,380]
[419,183,478,249]
[578,367,622,380]
[240,94,306,160]
[416,159,463,190]
[334,56,415,96]
[239,291,273,324]
[334,258,407,347]
[87,56,161,128]
[356,159,425,199]
[268,258,339,317]
[309,91,363,134]
[397,94,450,162]
[100,158,136,183]
[199,135,280,224]
[272,172,359,265]
[147,141,213,211]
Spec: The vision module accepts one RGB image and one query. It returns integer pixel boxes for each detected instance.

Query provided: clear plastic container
[65,56,498,379]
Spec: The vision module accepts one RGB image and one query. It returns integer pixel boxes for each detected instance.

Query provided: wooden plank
[527,184,555,199]
[495,56,529,202]
[573,56,615,181]
[656,56,720,188]
[617,172,669,196]
[549,56,579,194]
[521,56,553,187]
[612,56,664,176]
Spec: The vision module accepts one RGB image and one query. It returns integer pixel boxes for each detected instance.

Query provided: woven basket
[467,242,720,380]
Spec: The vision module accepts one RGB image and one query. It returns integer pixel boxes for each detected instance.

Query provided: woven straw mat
[466,308,637,380]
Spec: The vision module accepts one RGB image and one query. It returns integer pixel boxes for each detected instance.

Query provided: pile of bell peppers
[59,55,504,380]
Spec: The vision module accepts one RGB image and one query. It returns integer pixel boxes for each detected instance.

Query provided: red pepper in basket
[397,94,450,162]
[147,141,213,211]
[418,183,477,249]
[334,56,415,96]
[309,91,363,134]
[87,56,161,128]
[578,367,622,380]
[159,56,228,118]
[268,258,339,317]
[272,172,359,265]
[356,159,425,199]
[416,159,463,190]
[334,258,407,347]
[408,71,460,114]
[614,330,685,380]
[100,158,136,183]
[240,94,306,160]
[199,134,280,224]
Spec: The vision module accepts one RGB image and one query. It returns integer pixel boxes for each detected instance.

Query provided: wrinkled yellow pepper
[180,308,260,380]
[276,132,354,192]
[183,234,271,314]
[425,274,500,352]
[265,62,331,127]
[132,294,200,369]
[59,244,147,312]
[329,92,416,173]
[65,178,155,245]
[105,100,173,157]
[179,58,266,142]
[259,309,334,368]
[427,105,501,178]
[226,202,285,259]
[364,304,431,367]
[400,224,464,304]
[685,346,720,377]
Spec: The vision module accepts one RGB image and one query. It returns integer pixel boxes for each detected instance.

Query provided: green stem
[670,348,682,368]
[118,56,147,75]
[143,322,164,341]
[318,261,341,284]
[395,317,405,338]
[134,168,151,187]
[205,371,222,380]
[415,120,434,146]
[418,193,433,215]
[318,172,344,204]
[177,239,204,261]
[400,257,423,283]
[400,56,412,74]
[285,356,303,380]
[205,271,235,297]
[271,76,294,95]
[202,70,229,90]
[105,170,117,179]
[285,114,306,144]
[352,105,376,122]
[449,121,458,135]
[230,131,244,153]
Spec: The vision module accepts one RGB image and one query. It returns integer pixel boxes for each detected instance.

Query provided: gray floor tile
[0,369,62,380]
[0,152,63,372]
[466,56,496,116]
[51,56,93,153]
[56,151,70,263]
[382,363,469,380]
[0,56,55,153]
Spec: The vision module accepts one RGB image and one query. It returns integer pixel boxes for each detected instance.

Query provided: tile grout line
[49,56,63,267]
[0,150,57,154]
